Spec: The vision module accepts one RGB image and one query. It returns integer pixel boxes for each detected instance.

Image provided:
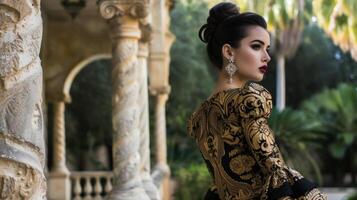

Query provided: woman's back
[187,82,326,200]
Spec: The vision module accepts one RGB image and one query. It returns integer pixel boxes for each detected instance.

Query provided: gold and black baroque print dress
[187,82,327,200]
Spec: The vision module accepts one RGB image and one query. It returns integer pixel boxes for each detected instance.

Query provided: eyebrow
[251,39,270,48]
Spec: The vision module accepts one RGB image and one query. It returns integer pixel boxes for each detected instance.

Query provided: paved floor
[321,188,356,200]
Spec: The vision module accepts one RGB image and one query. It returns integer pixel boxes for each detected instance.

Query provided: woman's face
[226,26,271,82]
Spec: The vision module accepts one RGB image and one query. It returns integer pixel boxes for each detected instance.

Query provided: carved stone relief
[0,0,46,198]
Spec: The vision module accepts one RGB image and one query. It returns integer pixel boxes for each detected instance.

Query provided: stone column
[138,19,161,200]
[160,2,175,198]
[98,1,150,199]
[149,1,174,199]
[0,0,47,199]
[150,88,171,199]
[48,102,71,200]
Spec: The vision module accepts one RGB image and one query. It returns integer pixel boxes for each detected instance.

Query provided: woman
[186,2,327,200]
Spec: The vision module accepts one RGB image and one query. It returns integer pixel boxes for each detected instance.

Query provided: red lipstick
[259,65,268,73]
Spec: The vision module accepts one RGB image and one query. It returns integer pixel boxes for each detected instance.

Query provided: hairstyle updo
[198,2,268,69]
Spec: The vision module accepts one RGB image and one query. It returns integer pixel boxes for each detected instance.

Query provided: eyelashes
[251,44,270,54]
[251,44,261,50]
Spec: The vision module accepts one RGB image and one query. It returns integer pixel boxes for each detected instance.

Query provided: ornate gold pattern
[187,82,327,200]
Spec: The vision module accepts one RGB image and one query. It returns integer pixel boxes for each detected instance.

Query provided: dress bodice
[187,82,326,200]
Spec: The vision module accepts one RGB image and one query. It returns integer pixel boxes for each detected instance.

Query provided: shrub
[173,163,212,200]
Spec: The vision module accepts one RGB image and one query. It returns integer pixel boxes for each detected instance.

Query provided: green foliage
[166,1,216,196]
[173,163,211,200]
[268,108,324,184]
[264,23,357,108]
[302,83,357,160]
[313,0,357,60]
[267,83,357,186]
[301,83,357,185]
[166,0,213,164]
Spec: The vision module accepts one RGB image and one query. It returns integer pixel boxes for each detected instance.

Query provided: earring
[225,57,238,84]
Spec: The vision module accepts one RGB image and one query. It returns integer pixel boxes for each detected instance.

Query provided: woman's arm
[237,83,326,200]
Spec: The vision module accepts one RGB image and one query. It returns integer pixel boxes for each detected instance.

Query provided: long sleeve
[237,83,326,200]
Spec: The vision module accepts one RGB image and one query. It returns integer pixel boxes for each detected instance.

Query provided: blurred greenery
[166,0,214,167]
[263,22,357,108]
[313,0,357,61]
[301,83,357,186]
[173,163,211,200]
[268,107,324,185]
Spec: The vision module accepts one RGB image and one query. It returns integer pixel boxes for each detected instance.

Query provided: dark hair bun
[199,2,240,43]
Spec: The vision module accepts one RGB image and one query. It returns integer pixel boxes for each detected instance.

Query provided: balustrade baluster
[73,176,82,200]
[84,176,93,200]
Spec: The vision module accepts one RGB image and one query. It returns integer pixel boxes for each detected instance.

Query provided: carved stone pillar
[160,2,175,199]
[0,0,47,199]
[138,20,161,200]
[149,1,174,199]
[98,1,150,199]
[150,88,171,199]
[48,102,70,200]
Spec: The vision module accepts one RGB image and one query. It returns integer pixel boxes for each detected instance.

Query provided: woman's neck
[213,71,247,92]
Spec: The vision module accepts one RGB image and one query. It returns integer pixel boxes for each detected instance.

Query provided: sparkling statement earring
[225,57,238,84]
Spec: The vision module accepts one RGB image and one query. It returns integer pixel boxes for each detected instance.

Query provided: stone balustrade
[71,171,114,200]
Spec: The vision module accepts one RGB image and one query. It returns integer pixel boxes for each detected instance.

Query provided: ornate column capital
[98,0,150,20]
[139,19,152,43]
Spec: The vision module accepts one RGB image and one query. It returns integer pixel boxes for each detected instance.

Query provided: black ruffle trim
[267,178,317,200]
[204,187,220,200]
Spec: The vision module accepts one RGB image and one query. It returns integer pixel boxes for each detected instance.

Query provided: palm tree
[302,83,357,185]
[269,107,324,184]
[236,0,305,111]
[313,0,357,61]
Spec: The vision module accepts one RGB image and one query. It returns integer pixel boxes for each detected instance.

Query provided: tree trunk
[276,54,286,111]
[350,146,356,185]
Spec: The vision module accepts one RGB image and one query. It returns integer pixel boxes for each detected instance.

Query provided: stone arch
[63,54,111,102]
[61,54,113,170]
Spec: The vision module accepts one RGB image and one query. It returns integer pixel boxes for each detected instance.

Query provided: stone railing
[71,171,113,200]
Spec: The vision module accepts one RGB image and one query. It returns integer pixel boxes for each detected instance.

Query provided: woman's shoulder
[237,82,273,118]
[241,82,272,97]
